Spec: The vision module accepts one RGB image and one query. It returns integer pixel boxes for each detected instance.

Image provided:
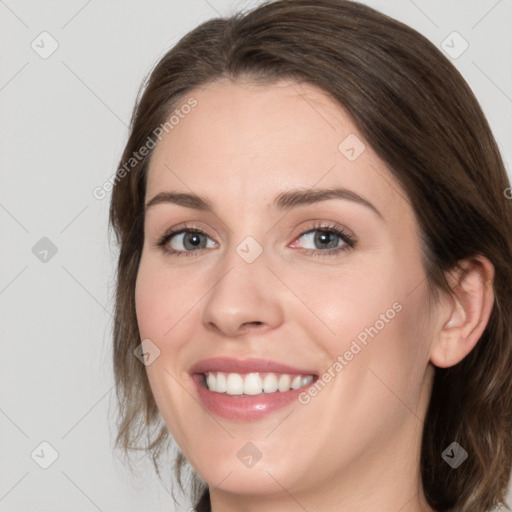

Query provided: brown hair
[109,1,512,510]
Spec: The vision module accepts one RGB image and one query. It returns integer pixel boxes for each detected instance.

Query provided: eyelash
[155,221,357,259]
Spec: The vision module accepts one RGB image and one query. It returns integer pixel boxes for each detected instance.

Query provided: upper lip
[189,357,317,376]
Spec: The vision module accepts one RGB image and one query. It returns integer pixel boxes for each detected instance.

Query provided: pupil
[315,231,337,249]
[185,232,203,249]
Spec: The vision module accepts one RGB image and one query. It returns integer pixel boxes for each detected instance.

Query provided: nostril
[244,321,263,328]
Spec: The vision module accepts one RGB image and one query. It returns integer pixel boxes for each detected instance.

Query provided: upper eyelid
[162,223,346,237]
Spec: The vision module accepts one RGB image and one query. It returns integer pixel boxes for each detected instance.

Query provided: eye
[291,222,356,257]
[155,222,356,258]
[156,226,216,257]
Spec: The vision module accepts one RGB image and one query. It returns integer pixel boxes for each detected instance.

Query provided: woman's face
[136,78,439,504]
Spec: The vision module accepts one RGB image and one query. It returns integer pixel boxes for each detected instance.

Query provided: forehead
[145,77,409,224]
[151,77,354,161]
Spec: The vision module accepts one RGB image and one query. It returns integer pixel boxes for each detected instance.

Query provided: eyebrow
[145,186,383,220]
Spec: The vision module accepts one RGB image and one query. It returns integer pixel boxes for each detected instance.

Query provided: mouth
[189,358,318,421]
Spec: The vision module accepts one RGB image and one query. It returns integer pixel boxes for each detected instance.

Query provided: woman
[109,1,512,511]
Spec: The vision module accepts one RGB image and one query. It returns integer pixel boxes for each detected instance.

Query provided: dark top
[194,489,458,511]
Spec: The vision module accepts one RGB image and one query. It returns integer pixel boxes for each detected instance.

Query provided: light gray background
[1,0,511,510]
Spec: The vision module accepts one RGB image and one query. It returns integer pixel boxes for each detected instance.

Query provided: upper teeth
[205,372,314,395]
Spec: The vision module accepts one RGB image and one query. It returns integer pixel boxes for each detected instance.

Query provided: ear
[430,255,495,368]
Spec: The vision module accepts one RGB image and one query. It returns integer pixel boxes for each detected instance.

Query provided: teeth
[207,373,216,391]
[291,375,302,390]
[216,372,227,393]
[263,373,278,393]
[244,373,263,395]
[204,372,315,395]
[226,373,244,395]
[278,374,291,392]
[301,376,314,387]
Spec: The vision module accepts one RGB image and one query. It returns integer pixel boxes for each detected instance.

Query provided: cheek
[299,265,404,355]
[306,258,431,397]
[135,255,198,341]
[134,256,200,445]
[135,261,163,340]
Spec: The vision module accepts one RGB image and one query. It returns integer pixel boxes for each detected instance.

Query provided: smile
[190,357,318,421]
[204,371,315,395]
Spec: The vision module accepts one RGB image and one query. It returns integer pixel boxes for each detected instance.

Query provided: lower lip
[192,374,313,421]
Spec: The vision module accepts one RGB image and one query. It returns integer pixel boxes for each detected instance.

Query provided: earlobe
[430,256,495,369]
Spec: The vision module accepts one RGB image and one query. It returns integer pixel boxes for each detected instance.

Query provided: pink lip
[189,357,315,375]
[189,357,317,422]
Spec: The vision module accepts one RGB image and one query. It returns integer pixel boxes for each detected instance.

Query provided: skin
[135,77,495,512]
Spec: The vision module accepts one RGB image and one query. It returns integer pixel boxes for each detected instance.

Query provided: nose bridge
[200,235,284,337]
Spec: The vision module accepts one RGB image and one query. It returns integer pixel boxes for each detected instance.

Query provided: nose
[200,246,285,338]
